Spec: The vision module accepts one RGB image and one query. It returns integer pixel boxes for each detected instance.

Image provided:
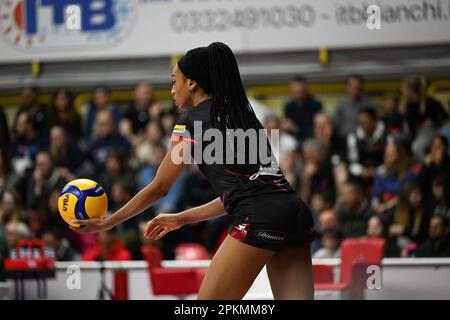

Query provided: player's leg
[266,244,314,300]
[197,235,274,300]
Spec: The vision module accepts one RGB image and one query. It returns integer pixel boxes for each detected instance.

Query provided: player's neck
[192,94,212,108]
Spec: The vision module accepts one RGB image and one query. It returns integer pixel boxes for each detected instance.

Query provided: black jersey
[171,99,295,214]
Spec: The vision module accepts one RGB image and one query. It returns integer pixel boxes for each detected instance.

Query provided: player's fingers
[144,220,157,237]
[146,225,163,240]
[71,219,91,225]
[69,225,86,233]
[154,228,167,241]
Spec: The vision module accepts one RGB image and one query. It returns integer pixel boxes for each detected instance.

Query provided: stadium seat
[313,264,334,285]
[314,238,385,299]
[141,245,203,297]
[175,243,210,260]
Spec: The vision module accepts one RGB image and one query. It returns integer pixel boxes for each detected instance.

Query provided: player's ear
[187,79,198,93]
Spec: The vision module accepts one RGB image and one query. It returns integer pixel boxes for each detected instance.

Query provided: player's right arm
[144,197,226,240]
[71,139,189,233]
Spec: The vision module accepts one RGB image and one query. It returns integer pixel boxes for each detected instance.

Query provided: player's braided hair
[206,42,263,133]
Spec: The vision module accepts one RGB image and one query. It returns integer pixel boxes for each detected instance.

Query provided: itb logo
[0,0,136,49]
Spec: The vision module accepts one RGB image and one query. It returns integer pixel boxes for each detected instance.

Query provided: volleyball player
[72,42,316,300]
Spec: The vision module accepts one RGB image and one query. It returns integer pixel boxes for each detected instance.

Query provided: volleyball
[58,179,108,228]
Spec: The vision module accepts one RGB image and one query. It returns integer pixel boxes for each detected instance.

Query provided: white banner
[0,0,449,63]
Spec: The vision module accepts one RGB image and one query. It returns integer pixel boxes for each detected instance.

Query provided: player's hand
[70,218,110,234]
[144,213,183,240]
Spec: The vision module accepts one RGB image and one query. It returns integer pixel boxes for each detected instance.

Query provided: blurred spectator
[336,182,374,239]
[82,229,132,261]
[310,192,334,216]
[334,75,375,138]
[134,120,168,168]
[5,220,31,257]
[346,108,391,188]
[371,141,416,223]
[49,126,83,173]
[98,150,135,198]
[82,228,131,300]
[50,88,82,142]
[0,190,26,225]
[390,184,430,245]
[12,111,48,174]
[263,115,298,178]
[298,139,335,204]
[41,228,76,261]
[26,151,67,212]
[14,86,50,142]
[0,105,10,149]
[366,215,400,257]
[110,180,141,247]
[313,228,342,259]
[313,113,345,162]
[0,148,19,198]
[401,76,449,140]
[120,82,159,144]
[311,208,340,254]
[282,76,323,143]
[430,176,450,223]
[84,86,121,143]
[414,216,450,258]
[381,92,408,138]
[32,188,66,237]
[138,143,186,213]
[417,135,450,202]
[88,110,131,173]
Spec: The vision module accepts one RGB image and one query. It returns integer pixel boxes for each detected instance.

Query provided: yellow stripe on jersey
[173,124,186,133]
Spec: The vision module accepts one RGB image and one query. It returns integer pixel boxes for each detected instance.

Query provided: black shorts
[228,192,316,251]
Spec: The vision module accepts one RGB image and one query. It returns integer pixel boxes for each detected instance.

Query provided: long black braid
[206,42,263,133]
